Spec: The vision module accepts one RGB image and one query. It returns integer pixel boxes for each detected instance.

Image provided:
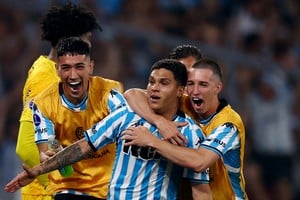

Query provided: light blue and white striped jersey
[85,106,209,200]
[201,122,240,158]
[200,121,243,198]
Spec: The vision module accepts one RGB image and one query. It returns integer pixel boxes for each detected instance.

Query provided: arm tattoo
[39,143,88,174]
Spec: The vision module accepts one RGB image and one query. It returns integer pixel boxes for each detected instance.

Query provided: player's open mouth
[150,95,160,103]
[192,97,203,106]
[69,81,82,92]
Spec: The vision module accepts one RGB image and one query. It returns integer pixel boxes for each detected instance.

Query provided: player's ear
[177,85,185,98]
[215,81,222,94]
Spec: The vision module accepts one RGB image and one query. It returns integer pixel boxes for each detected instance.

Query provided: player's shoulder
[175,110,197,126]
[91,76,120,84]
[34,82,58,101]
[90,76,123,92]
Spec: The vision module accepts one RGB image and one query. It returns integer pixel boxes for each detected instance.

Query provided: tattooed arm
[5,138,93,193]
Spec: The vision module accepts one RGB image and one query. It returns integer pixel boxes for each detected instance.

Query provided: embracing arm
[5,138,93,192]
[123,126,219,172]
[192,184,212,200]
[124,88,163,126]
[124,88,187,145]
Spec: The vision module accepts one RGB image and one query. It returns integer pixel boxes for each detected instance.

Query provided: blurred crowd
[0,0,299,200]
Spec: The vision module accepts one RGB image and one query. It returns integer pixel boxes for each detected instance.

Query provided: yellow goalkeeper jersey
[32,77,124,199]
[182,95,248,200]
[16,55,60,199]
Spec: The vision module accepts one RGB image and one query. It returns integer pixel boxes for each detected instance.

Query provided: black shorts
[54,193,105,200]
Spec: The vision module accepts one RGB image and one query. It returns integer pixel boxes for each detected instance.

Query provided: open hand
[155,117,188,146]
[122,126,158,147]
[4,164,38,193]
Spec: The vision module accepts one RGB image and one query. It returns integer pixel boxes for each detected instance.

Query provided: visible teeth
[69,82,80,85]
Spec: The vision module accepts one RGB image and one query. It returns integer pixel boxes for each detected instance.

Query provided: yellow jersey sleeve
[16,55,59,190]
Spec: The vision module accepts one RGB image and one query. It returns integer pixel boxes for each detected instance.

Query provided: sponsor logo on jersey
[33,114,41,126]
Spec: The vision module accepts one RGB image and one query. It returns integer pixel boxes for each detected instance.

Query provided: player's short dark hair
[168,45,203,61]
[151,59,187,86]
[56,37,90,58]
[40,2,101,47]
[192,58,223,81]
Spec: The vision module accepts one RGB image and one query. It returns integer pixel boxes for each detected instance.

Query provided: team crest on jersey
[75,127,84,139]
[33,114,41,126]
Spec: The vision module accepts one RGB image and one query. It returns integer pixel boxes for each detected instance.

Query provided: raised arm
[5,138,93,193]
[124,88,187,145]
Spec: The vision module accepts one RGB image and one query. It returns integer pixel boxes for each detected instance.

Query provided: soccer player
[123,58,248,199]
[15,3,102,199]
[169,44,203,69]
[20,36,124,200]
[168,44,204,200]
[136,44,203,146]
[5,58,212,200]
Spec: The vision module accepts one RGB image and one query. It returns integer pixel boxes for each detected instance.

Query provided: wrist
[148,137,163,150]
[153,115,164,128]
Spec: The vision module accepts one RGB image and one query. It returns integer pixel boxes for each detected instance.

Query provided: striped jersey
[31,77,125,199]
[84,106,209,200]
[183,97,247,200]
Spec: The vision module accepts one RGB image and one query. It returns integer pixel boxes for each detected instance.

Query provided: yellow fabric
[182,95,247,200]
[16,121,49,185]
[21,179,52,200]
[16,56,59,199]
[34,77,123,199]
[20,55,60,122]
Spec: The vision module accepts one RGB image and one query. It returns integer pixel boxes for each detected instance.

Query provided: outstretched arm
[5,138,93,192]
[124,88,187,145]
[123,126,219,172]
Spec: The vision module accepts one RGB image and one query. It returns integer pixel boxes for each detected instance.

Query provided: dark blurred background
[0,0,299,199]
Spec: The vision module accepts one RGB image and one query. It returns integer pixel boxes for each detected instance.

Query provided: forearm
[35,139,92,176]
[150,139,213,172]
[124,88,163,125]
[192,184,212,200]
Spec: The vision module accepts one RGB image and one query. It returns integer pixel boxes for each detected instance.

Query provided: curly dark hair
[40,2,101,47]
[168,45,202,61]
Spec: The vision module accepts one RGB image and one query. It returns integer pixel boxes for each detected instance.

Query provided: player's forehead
[149,68,175,81]
[179,56,197,69]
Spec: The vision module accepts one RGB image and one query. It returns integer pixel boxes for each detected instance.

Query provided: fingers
[5,175,22,192]
[167,138,178,145]
[175,121,188,127]
[166,134,186,146]
[176,133,188,145]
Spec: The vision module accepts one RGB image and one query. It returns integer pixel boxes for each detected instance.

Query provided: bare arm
[192,184,212,200]
[5,138,93,192]
[37,142,55,162]
[123,126,219,172]
[124,88,187,145]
